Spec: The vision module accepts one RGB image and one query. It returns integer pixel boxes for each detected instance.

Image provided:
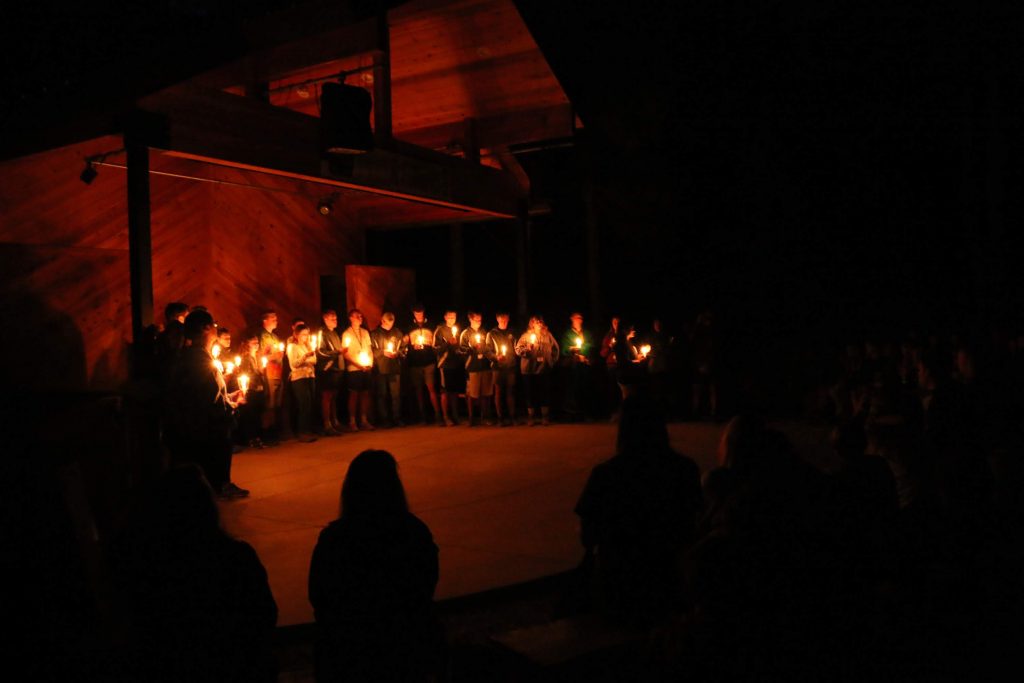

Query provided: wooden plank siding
[0,139,364,392]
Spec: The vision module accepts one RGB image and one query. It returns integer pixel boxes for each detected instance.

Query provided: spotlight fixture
[79,162,98,185]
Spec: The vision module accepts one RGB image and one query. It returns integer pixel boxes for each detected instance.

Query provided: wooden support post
[372,11,392,145]
[450,224,465,310]
[125,133,154,354]
[515,201,529,321]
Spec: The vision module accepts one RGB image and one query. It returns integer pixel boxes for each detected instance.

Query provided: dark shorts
[494,368,517,389]
[346,369,371,392]
[317,371,343,391]
[440,367,466,392]
[467,370,495,398]
[409,364,436,390]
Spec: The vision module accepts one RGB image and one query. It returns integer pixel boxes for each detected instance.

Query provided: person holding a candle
[487,311,518,426]
[405,304,441,425]
[258,310,285,440]
[165,309,249,499]
[561,312,595,422]
[433,310,465,426]
[286,324,319,443]
[515,316,560,426]
[342,309,375,431]
[460,311,497,426]
[370,312,406,428]
[316,309,346,437]
[237,332,268,448]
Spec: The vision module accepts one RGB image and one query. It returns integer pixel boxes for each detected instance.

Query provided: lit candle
[213,359,224,373]
[575,336,583,348]
[234,355,241,367]
[386,340,394,353]
[529,333,537,345]
[357,350,371,367]
[278,342,285,353]
[238,374,250,394]
[416,331,424,346]
[212,345,221,359]
[225,361,235,375]
[640,344,651,358]
[342,335,351,348]
[310,333,318,349]
[475,333,481,344]
[501,344,508,355]
[452,325,458,339]
[261,356,268,369]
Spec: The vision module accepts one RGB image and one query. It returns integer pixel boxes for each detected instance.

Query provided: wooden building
[0,0,577,392]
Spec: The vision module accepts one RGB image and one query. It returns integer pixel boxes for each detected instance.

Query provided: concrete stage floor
[220,421,830,627]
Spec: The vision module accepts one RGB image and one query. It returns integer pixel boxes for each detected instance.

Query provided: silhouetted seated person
[114,465,277,682]
[309,450,445,682]
[574,392,702,627]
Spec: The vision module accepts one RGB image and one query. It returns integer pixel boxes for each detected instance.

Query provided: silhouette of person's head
[340,450,409,518]
[616,392,670,457]
[717,414,768,469]
[148,464,221,541]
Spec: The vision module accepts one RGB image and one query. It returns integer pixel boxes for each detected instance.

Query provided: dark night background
[5,0,1024,411]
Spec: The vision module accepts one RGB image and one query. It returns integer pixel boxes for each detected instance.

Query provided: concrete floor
[219,421,730,626]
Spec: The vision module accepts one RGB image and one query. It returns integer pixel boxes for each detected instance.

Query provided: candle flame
[640,344,651,357]
[529,333,537,344]
[501,344,508,355]
[234,355,241,366]
[342,335,350,348]
[575,336,583,347]
[225,361,234,375]
[213,359,224,373]
[357,350,371,367]
[475,333,481,343]
[238,374,250,393]
[278,342,285,352]
[212,345,221,358]
[261,356,268,369]
[386,341,394,352]
[452,326,458,339]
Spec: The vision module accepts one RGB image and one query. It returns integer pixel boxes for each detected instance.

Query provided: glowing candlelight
[416,331,425,346]
[225,361,235,375]
[529,333,537,344]
[278,342,285,353]
[310,333,318,349]
[575,336,583,348]
[386,340,394,353]
[452,325,458,339]
[501,344,508,355]
[238,374,250,394]
[213,359,224,373]
[474,333,481,344]
[357,350,371,367]
[342,335,351,348]
[640,344,651,357]
[234,355,241,367]
[261,356,268,369]
[212,345,221,359]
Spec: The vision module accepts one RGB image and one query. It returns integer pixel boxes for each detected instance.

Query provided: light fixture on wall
[79,148,125,185]
[318,192,340,216]
[79,162,98,185]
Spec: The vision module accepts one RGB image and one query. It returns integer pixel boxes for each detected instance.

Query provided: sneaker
[444,417,455,427]
[219,482,250,499]
[359,421,376,431]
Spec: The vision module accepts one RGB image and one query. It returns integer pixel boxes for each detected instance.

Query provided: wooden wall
[0,138,364,392]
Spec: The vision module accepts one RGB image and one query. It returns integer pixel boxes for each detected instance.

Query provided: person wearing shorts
[342,309,375,431]
[488,312,518,426]
[405,304,440,424]
[433,309,465,426]
[460,311,496,426]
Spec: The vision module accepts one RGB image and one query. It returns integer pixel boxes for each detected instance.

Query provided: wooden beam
[135,84,519,218]
[396,103,576,152]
